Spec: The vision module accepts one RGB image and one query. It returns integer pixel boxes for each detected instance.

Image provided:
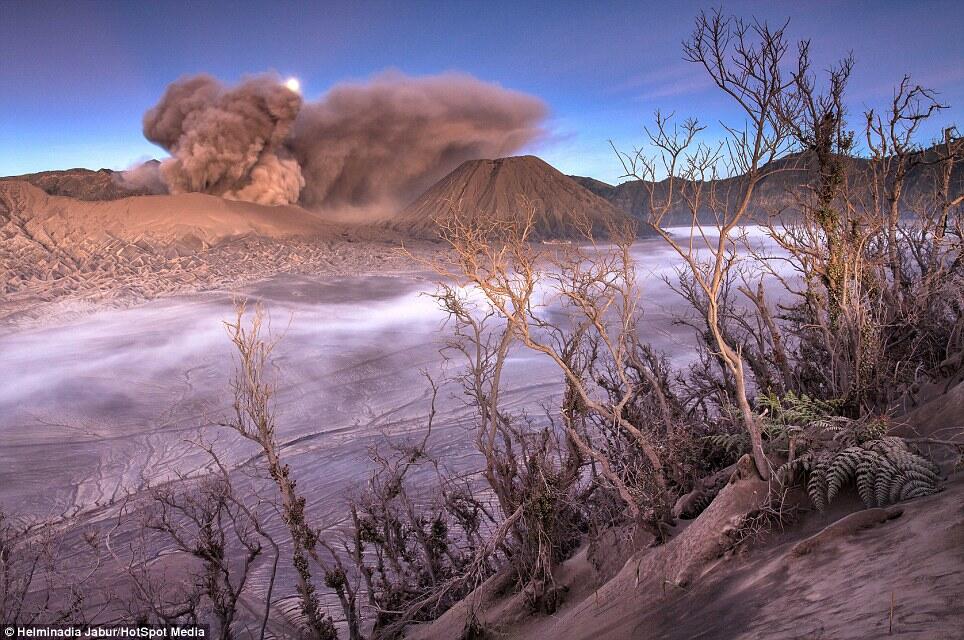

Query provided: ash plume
[113,158,167,194]
[143,74,305,206]
[289,72,547,211]
[140,72,547,212]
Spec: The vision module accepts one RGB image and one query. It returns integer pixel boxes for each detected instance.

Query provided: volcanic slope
[392,155,637,239]
[0,181,402,323]
[0,180,334,248]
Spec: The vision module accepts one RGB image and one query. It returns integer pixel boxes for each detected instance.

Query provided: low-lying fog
[0,228,790,526]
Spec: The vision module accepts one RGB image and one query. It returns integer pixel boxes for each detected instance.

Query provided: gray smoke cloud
[143,74,305,206]
[288,72,548,210]
[113,158,167,194]
[140,71,547,211]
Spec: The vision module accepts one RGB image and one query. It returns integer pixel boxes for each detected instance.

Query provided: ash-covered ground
[0,231,784,520]
[0,229,791,627]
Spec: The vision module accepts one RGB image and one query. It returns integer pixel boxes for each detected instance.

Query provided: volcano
[392,155,638,239]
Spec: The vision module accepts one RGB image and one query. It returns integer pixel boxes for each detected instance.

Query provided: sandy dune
[414,470,964,640]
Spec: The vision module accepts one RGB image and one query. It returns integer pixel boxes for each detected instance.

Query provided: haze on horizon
[2,0,963,184]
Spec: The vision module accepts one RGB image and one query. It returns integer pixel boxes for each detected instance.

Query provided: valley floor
[1,197,960,637]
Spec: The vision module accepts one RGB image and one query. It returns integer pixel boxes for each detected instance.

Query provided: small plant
[703,391,846,461]
[782,437,941,510]
[705,392,942,510]
[765,394,941,510]
[757,391,845,431]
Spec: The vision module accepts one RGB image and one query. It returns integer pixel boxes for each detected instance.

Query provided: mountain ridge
[571,146,964,224]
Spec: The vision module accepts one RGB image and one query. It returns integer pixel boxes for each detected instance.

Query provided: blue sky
[2,0,962,183]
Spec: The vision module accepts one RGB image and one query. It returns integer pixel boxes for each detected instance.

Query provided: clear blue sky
[2,0,962,183]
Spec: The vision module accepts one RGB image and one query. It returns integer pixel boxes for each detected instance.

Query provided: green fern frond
[807,457,829,511]
[794,439,940,510]
[826,446,862,502]
[702,433,748,458]
[760,391,844,428]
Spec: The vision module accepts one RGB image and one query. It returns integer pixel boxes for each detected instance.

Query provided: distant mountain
[392,155,642,239]
[571,153,817,225]
[572,147,963,225]
[3,163,164,201]
[8,146,957,237]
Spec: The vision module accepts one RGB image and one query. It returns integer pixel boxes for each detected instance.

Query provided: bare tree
[427,202,684,515]
[760,43,963,412]
[220,302,337,640]
[428,252,589,610]
[0,511,101,626]
[867,77,948,285]
[613,10,799,480]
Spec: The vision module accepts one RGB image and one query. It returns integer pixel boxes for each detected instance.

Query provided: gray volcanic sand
[0,227,801,633]
[0,231,785,521]
[0,229,793,628]
[0,271,548,520]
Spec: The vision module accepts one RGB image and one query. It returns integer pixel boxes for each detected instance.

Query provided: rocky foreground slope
[415,473,962,640]
[412,383,964,640]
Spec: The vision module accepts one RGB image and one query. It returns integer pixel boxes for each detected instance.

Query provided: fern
[706,392,845,460]
[806,456,829,511]
[706,392,940,511]
[781,438,940,510]
[826,446,863,502]
[855,450,884,507]
[702,433,747,459]
[757,391,843,430]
